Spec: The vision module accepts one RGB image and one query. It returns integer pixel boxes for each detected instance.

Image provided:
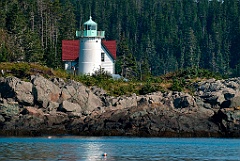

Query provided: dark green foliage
[171,78,184,92]
[92,68,112,81]
[23,30,43,63]
[75,74,96,87]
[11,63,30,78]
[0,44,8,62]
[117,34,138,80]
[139,81,157,95]
[164,68,224,80]
[139,77,164,95]
[0,0,240,78]
[112,85,133,96]
[161,67,225,92]
[0,62,65,79]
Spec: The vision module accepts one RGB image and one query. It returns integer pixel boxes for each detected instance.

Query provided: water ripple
[0,137,239,161]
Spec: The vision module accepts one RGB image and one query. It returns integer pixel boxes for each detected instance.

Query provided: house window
[101,52,105,62]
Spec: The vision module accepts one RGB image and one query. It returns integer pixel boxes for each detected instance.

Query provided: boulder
[221,96,240,109]
[62,80,102,111]
[195,97,212,109]
[194,78,240,108]
[224,79,239,89]
[15,115,45,130]
[46,101,59,112]
[230,96,240,108]
[58,100,82,113]
[173,95,196,109]
[60,85,76,100]
[0,77,34,105]
[20,107,44,117]
[32,75,61,108]
[147,92,163,103]
[112,95,138,109]
[223,89,235,100]
[211,108,240,137]
[51,77,66,88]
[15,81,34,105]
[137,97,149,108]
[45,112,69,126]
[0,77,20,98]
[0,115,5,122]
[0,101,19,117]
[209,80,225,91]
[91,86,107,96]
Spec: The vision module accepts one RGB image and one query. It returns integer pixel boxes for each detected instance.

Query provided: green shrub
[76,74,96,86]
[53,68,69,79]
[139,81,156,95]
[171,78,184,92]
[92,68,112,81]
[11,63,30,78]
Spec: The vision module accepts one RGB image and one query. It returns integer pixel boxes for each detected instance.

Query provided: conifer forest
[0,0,240,79]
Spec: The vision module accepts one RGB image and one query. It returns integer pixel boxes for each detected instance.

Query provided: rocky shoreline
[0,75,239,137]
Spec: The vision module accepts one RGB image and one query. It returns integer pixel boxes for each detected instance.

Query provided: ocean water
[0,137,239,161]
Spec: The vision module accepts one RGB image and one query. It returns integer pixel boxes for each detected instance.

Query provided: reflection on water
[81,137,107,160]
[0,137,111,161]
[0,137,239,161]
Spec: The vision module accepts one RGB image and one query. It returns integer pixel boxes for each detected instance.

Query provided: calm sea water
[0,137,239,161]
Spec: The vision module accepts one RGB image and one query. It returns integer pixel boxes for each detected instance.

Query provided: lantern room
[76,16,105,38]
[84,16,97,30]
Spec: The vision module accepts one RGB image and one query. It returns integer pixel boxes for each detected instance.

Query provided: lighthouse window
[101,52,105,62]
[87,25,96,30]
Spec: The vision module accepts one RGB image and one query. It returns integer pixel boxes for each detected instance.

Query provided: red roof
[62,40,79,61]
[102,40,117,59]
[62,39,116,61]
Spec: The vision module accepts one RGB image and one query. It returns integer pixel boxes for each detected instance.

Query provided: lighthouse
[76,16,105,75]
[62,17,116,76]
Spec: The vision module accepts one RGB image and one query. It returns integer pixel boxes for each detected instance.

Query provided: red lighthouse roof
[102,40,116,59]
[62,40,116,61]
[62,40,79,61]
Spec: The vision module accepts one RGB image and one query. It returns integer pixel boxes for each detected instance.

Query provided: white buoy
[103,153,107,157]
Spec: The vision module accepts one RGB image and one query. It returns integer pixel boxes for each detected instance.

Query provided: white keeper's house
[62,16,116,75]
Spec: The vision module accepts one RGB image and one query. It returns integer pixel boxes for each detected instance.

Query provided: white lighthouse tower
[76,16,105,75]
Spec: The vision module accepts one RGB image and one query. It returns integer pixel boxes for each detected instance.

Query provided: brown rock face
[58,101,82,113]
[0,75,239,137]
[32,75,61,107]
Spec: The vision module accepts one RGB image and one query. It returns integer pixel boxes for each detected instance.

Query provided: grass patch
[0,62,225,96]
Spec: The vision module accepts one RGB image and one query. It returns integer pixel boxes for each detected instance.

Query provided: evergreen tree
[0,0,240,78]
[22,30,43,63]
[0,29,9,62]
[117,34,137,79]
